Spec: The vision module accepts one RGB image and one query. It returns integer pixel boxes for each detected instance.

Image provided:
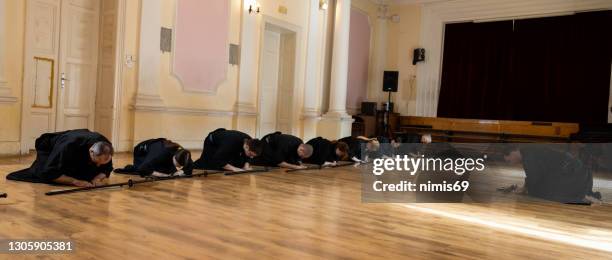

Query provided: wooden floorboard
[1,153,612,259]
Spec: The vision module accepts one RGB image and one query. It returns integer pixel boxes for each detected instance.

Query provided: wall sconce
[248,2,260,14]
[319,0,328,10]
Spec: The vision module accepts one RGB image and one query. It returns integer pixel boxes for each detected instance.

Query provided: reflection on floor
[1,152,611,259]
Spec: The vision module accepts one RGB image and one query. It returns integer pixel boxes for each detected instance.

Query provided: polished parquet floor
[1,152,612,259]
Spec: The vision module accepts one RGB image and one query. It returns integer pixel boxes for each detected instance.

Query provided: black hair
[246,138,264,155]
[334,141,350,160]
[174,149,193,175]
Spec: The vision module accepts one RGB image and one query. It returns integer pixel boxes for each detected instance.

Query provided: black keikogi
[373,135,392,158]
[115,138,188,176]
[338,136,368,161]
[303,137,339,165]
[520,146,594,203]
[194,128,251,170]
[6,129,113,183]
[393,133,424,156]
[254,132,302,166]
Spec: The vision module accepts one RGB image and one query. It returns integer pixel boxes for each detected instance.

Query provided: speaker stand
[384,91,392,137]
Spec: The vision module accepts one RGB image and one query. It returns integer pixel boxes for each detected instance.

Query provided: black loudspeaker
[383,71,399,92]
[361,102,377,116]
[413,48,425,65]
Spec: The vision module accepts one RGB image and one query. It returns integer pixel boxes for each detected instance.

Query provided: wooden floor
[1,153,612,259]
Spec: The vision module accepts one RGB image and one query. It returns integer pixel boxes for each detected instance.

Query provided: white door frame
[255,15,302,137]
[19,0,126,154]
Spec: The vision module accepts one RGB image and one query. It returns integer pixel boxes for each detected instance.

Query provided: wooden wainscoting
[399,116,580,143]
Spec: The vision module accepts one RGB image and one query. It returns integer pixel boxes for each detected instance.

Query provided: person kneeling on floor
[255,132,313,170]
[7,129,113,187]
[194,128,264,172]
[115,138,193,178]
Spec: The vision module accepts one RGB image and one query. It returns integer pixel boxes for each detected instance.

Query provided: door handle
[60,73,69,88]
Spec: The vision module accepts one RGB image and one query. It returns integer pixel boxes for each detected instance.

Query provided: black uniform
[255,132,303,166]
[7,129,113,183]
[374,135,392,158]
[338,136,369,161]
[521,146,592,203]
[194,128,251,170]
[394,133,424,156]
[115,138,188,176]
[303,137,339,165]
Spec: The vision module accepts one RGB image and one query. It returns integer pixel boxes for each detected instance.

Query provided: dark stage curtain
[437,11,612,124]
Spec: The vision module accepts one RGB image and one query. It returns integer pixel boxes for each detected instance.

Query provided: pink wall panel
[174,0,229,93]
[346,8,371,111]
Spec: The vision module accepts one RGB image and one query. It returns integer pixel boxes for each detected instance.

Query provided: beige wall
[122,0,314,151]
[0,0,423,156]
[0,0,25,155]
[0,0,319,156]
[386,4,421,116]
[124,0,242,151]
[350,0,385,108]
[347,1,423,116]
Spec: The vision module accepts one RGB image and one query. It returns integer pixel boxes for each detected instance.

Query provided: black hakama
[115,138,187,176]
[303,137,339,165]
[255,132,303,166]
[521,146,593,203]
[338,136,369,161]
[194,128,251,170]
[6,129,113,183]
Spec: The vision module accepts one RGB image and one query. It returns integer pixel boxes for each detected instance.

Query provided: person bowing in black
[501,144,600,204]
[256,132,313,170]
[303,137,349,166]
[193,128,264,172]
[115,138,193,177]
[338,136,380,163]
[7,129,114,187]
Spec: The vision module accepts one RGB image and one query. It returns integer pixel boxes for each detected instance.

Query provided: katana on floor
[285,165,322,173]
[285,162,357,173]
[45,170,224,196]
[326,162,360,168]
[223,167,274,176]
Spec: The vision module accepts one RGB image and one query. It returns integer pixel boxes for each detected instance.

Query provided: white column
[302,0,322,140]
[318,0,353,139]
[326,0,351,117]
[134,0,164,107]
[0,0,15,103]
[235,0,259,116]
